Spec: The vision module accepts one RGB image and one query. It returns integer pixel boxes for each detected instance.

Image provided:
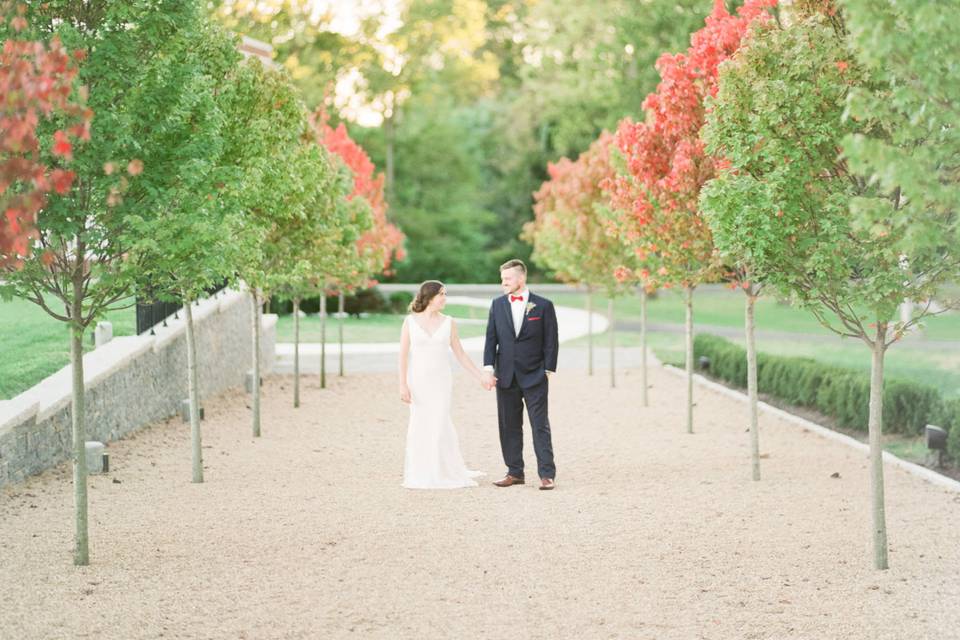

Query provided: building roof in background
[238,35,276,68]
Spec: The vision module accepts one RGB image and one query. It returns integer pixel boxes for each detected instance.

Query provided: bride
[398,281,488,489]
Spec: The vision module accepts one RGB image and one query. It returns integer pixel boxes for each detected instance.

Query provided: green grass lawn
[6,286,959,404]
[0,297,136,400]
[554,287,960,398]
[550,287,960,339]
[274,311,488,343]
[576,329,960,398]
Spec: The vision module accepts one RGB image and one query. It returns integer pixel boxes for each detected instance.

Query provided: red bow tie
[510,295,524,302]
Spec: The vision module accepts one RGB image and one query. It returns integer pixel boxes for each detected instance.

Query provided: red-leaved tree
[314,108,404,284]
[307,107,405,383]
[0,2,91,268]
[606,0,775,433]
[525,132,633,387]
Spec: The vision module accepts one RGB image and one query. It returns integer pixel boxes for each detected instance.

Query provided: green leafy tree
[841,0,960,457]
[125,22,245,484]
[699,8,960,570]
[0,0,231,566]
[353,98,498,282]
[223,59,311,438]
[264,144,357,400]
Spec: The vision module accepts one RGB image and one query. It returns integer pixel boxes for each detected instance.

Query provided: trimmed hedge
[693,335,957,459]
[273,288,393,316]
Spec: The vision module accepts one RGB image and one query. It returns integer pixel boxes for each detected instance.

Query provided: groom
[481,259,559,490]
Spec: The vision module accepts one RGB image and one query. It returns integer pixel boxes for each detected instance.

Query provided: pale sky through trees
[307,0,401,38]
[314,0,402,126]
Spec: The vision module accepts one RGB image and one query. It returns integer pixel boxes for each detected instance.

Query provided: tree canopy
[212,0,719,282]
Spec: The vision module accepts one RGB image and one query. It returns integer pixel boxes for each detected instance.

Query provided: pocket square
[527,317,541,321]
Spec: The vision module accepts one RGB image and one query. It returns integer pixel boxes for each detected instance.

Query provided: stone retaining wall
[0,289,277,487]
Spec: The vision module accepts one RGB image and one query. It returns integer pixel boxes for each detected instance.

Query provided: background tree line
[210,0,712,282]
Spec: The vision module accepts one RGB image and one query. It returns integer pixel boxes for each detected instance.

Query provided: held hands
[399,384,411,404]
[480,371,497,391]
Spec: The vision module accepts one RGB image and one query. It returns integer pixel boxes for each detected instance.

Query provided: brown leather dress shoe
[539,478,555,490]
[493,475,525,487]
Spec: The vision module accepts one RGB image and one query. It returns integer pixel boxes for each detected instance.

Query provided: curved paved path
[274,295,608,373]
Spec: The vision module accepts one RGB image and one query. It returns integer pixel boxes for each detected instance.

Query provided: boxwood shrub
[693,334,953,451]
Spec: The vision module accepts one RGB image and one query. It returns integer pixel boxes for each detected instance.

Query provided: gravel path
[1,364,958,639]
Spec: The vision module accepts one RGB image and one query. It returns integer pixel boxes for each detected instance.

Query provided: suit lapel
[500,295,516,336]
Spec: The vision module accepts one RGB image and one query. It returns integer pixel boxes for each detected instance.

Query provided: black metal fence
[135,281,229,335]
[135,299,183,335]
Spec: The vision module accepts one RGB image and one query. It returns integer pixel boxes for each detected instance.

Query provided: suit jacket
[483,292,558,389]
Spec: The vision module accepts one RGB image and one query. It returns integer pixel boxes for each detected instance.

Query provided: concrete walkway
[2,362,958,639]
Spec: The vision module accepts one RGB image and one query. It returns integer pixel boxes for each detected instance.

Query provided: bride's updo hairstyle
[409,280,444,313]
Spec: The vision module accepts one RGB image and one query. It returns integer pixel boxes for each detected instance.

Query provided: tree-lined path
[2,362,957,639]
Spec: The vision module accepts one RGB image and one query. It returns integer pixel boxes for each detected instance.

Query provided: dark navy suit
[483,292,558,480]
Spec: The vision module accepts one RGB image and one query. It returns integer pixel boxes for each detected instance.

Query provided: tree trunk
[685,286,694,434]
[251,290,261,438]
[69,278,89,566]
[869,326,890,570]
[640,288,648,408]
[587,287,594,376]
[385,114,395,204]
[184,296,203,483]
[745,291,760,481]
[608,297,615,388]
[293,297,301,409]
[338,292,345,377]
[320,289,327,389]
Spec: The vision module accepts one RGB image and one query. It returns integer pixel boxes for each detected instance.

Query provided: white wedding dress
[403,314,484,489]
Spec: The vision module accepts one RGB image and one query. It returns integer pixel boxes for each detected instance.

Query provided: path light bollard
[925,424,948,468]
[245,370,262,394]
[180,399,204,422]
[94,321,113,348]
[338,292,345,377]
[84,441,106,474]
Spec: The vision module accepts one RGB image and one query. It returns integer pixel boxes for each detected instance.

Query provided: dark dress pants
[496,374,555,480]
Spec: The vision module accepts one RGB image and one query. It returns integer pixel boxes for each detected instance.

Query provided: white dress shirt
[508,288,529,337]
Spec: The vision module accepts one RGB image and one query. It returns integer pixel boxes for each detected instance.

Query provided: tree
[223,58,316,437]
[352,98,498,282]
[0,2,90,269]
[0,0,230,565]
[124,21,245,484]
[608,0,775,434]
[270,108,372,402]
[488,0,710,274]
[316,108,403,285]
[211,1,722,284]
[264,144,357,400]
[311,108,400,386]
[698,7,960,570]
[525,132,632,387]
[842,0,960,464]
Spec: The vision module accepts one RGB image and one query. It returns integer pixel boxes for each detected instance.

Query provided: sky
[310,0,401,38]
